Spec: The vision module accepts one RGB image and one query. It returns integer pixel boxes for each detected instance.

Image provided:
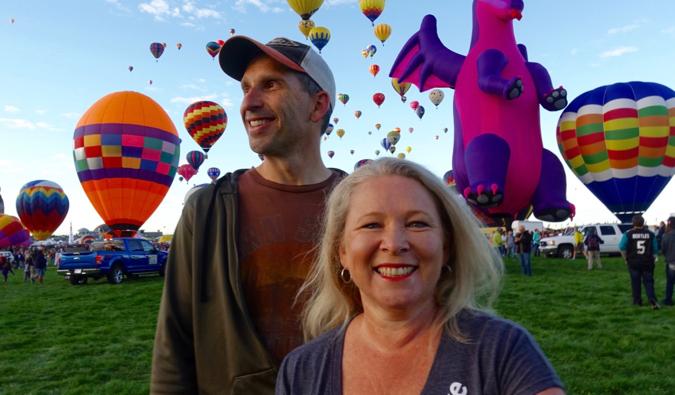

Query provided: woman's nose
[380,226,410,255]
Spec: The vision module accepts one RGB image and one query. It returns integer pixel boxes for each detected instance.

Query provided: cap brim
[219,36,306,81]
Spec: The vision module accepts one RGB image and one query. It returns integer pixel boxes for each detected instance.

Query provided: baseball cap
[219,36,336,110]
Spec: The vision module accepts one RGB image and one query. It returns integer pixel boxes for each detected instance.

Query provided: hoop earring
[441,265,452,276]
[340,268,352,284]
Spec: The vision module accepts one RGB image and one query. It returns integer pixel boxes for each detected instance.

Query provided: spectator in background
[620,215,660,309]
[572,227,586,260]
[660,217,675,306]
[584,227,604,270]
[2,259,14,284]
[33,247,46,284]
[657,221,666,250]
[515,225,533,276]
[532,229,541,257]
[492,228,504,257]
[24,251,34,283]
[504,231,516,259]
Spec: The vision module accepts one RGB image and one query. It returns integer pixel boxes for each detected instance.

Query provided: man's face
[239,56,316,157]
[519,226,525,233]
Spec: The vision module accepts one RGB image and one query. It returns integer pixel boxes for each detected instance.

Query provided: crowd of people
[0,245,49,284]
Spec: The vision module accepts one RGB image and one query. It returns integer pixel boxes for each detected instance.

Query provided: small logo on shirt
[449,382,467,395]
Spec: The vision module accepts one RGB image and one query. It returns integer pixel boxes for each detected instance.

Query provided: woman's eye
[362,223,380,229]
[409,221,429,228]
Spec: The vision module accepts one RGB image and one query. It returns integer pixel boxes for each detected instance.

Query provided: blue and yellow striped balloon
[309,26,330,54]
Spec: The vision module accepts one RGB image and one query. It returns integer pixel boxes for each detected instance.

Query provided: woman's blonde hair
[300,158,504,341]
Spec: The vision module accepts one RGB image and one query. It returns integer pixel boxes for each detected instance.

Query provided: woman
[661,217,675,306]
[584,227,604,270]
[277,158,564,395]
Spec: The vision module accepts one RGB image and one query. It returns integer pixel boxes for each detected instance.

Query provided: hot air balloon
[350,150,355,155]
[386,131,400,145]
[177,164,197,182]
[10,19,14,24]
[359,0,385,26]
[179,176,184,182]
[187,151,205,171]
[309,26,330,54]
[354,110,362,119]
[216,39,226,46]
[393,127,401,133]
[206,41,221,59]
[435,135,439,140]
[354,159,373,171]
[406,146,412,153]
[389,146,396,154]
[258,153,265,161]
[128,66,133,72]
[327,150,335,159]
[336,129,345,139]
[408,127,414,133]
[369,64,380,78]
[184,101,227,155]
[333,117,339,124]
[374,23,391,45]
[177,43,182,50]
[207,167,221,181]
[429,89,445,108]
[15,181,69,241]
[391,78,411,99]
[338,94,349,106]
[73,91,180,237]
[79,235,96,245]
[368,131,372,135]
[416,106,425,120]
[443,127,449,133]
[443,170,455,187]
[0,214,30,248]
[185,184,209,204]
[397,153,406,159]
[299,20,315,40]
[375,150,380,156]
[557,81,675,222]
[229,29,235,36]
[380,138,392,151]
[150,42,164,61]
[410,101,419,110]
[323,136,327,141]
[373,93,385,108]
[401,96,407,103]
[149,80,153,85]
[287,0,324,20]
[375,123,381,130]
[366,44,377,58]
[162,42,167,48]
[325,123,334,136]
[361,49,368,59]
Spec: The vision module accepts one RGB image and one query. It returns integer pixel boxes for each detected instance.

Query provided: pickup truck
[57,238,167,285]
[539,224,633,259]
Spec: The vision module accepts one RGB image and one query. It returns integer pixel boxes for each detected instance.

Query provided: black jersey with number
[626,229,655,270]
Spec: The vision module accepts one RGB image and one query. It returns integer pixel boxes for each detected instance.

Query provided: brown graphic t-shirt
[237,168,341,365]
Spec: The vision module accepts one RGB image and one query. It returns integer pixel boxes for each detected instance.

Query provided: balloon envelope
[373,93,385,108]
[16,180,69,240]
[309,26,330,53]
[73,91,180,237]
[287,0,324,20]
[150,42,164,60]
[338,94,349,106]
[354,159,373,171]
[557,81,675,222]
[184,101,227,153]
[327,150,335,159]
[391,78,411,98]
[177,164,197,182]
[374,23,391,44]
[299,19,315,39]
[206,41,221,58]
[187,151,205,171]
[0,214,30,248]
[359,0,385,25]
[207,167,221,181]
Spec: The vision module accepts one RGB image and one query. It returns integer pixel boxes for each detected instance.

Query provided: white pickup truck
[539,224,633,259]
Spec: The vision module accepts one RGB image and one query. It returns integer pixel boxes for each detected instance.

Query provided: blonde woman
[277,158,564,395]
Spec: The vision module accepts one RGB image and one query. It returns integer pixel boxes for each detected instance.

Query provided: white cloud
[2,167,24,174]
[105,0,132,13]
[50,153,68,160]
[180,22,195,27]
[4,105,19,113]
[139,0,180,20]
[181,83,205,91]
[182,1,222,18]
[35,109,46,115]
[41,170,64,175]
[170,94,219,104]
[663,27,675,35]
[0,159,11,166]
[590,63,601,68]
[570,48,578,56]
[62,112,81,119]
[599,46,637,58]
[37,122,65,131]
[198,78,205,83]
[0,118,36,129]
[325,0,355,5]
[607,24,638,35]
[233,0,278,13]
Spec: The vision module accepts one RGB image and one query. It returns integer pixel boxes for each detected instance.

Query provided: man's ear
[310,91,331,123]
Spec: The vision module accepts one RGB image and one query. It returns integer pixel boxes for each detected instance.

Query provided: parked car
[0,251,15,265]
[539,224,633,259]
[57,238,167,285]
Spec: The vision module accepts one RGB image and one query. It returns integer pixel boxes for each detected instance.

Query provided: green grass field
[1,256,673,394]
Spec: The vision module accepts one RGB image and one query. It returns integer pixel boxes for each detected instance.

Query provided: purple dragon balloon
[391,0,574,223]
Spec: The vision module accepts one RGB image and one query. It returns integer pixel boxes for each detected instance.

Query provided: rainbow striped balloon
[0,214,31,248]
[557,81,675,222]
[183,101,227,154]
[16,180,69,240]
[73,91,180,237]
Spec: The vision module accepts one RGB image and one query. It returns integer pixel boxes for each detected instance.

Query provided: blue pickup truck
[57,238,168,285]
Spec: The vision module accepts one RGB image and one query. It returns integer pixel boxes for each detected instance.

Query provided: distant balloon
[397,153,406,159]
[287,0,324,20]
[354,159,373,171]
[150,42,164,61]
[375,124,381,131]
[16,180,69,241]
[443,127,449,133]
[406,146,412,153]
[216,39,226,46]
[369,64,380,78]
[380,138,392,151]
[373,93,385,108]
[429,89,445,108]
[327,150,335,159]
[326,123,334,136]
[443,170,455,187]
[229,29,235,36]
[338,94,349,106]
[128,66,133,72]
[207,167,221,181]
[389,146,396,154]
[374,23,391,45]
[177,43,182,50]
[206,41,221,59]
[299,20,315,40]
[415,105,425,120]
[336,129,345,139]
[354,110,362,119]
[368,131,372,135]
[366,44,377,58]
[350,150,355,155]
[391,78,411,98]
[359,0,385,26]
[162,42,167,48]
[309,26,330,54]
[258,153,265,161]
[149,80,153,85]
[410,101,419,110]
[73,91,180,237]
[386,131,400,145]
[361,49,368,59]
[408,127,413,133]
[179,176,184,182]
[184,101,227,154]
[401,96,407,103]
[435,135,439,140]
[393,127,401,133]
[0,214,30,248]
[375,150,380,156]
[10,19,15,24]
[187,151,205,171]
[177,164,197,182]
[184,184,209,205]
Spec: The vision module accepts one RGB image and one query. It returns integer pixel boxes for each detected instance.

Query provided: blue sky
[1,0,675,236]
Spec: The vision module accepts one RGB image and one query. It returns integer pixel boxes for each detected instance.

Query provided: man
[572,226,585,260]
[584,227,604,270]
[504,230,515,259]
[491,228,504,257]
[33,247,46,284]
[619,215,660,309]
[656,220,666,249]
[151,36,343,393]
[515,225,533,276]
[532,228,541,257]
